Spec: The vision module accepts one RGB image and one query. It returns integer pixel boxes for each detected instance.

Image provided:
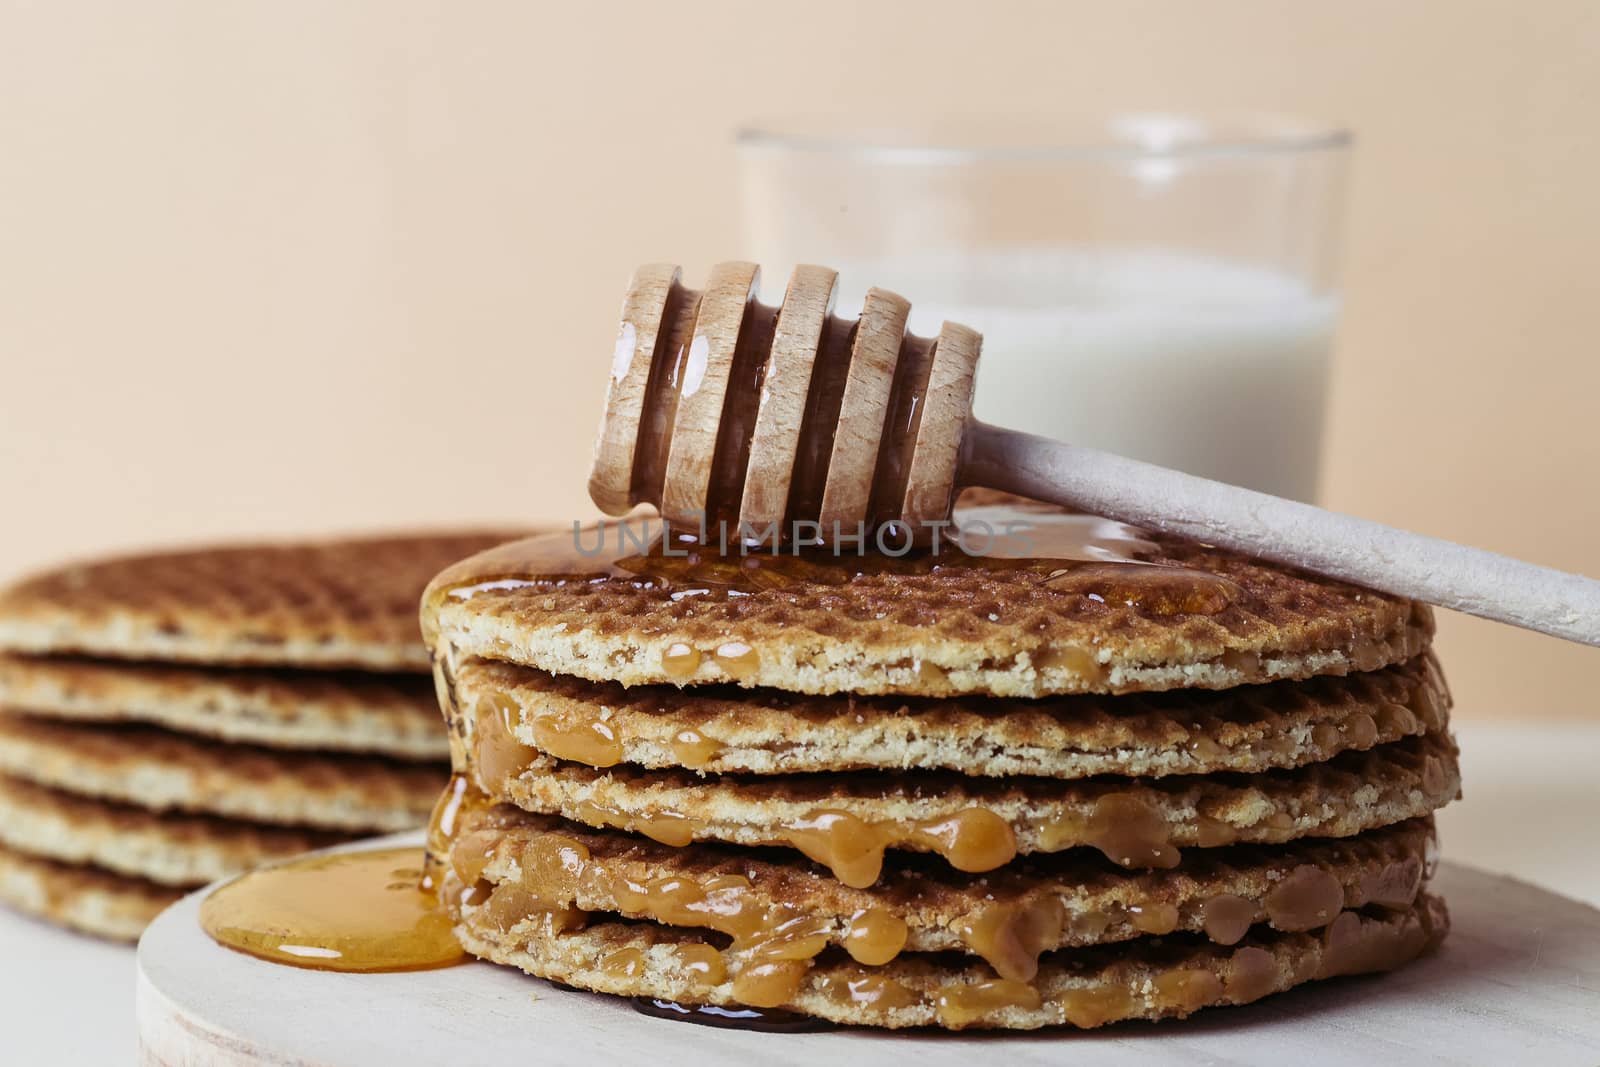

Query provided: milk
[826,248,1338,502]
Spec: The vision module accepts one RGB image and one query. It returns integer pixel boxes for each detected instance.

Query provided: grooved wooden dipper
[590,262,1600,646]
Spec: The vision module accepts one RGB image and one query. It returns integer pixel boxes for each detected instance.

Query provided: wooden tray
[136,833,1600,1065]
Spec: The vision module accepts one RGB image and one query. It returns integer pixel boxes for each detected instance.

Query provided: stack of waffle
[0,532,512,940]
[423,500,1458,1030]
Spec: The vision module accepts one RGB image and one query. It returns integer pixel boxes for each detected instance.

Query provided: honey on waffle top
[420,498,1432,699]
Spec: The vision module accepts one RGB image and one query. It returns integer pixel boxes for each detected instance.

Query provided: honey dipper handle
[963,421,1600,646]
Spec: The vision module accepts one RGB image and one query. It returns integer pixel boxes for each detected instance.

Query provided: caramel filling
[1151,968,1225,1014]
[816,972,918,1011]
[1080,792,1181,869]
[575,800,703,848]
[1198,893,1256,946]
[782,807,1018,888]
[530,714,623,769]
[713,641,760,681]
[842,907,908,966]
[669,728,723,770]
[1126,901,1180,935]
[1264,865,1346,931]
[1030,644,1107,684]
[731,960,811,1008]
[661,641,702,679]
[935,979,1042,1027]
[1316,908,1433,979]
[675,943,728,989]
[460,816,1438,1024]
[1058,985,1136,1028]
[1359,854,1425,908]
[952,896,1065,983]
[1224,945,1280,1004]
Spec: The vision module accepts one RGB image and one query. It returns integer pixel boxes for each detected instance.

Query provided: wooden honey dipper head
[590,261,1600,647]
[591,261,977,538]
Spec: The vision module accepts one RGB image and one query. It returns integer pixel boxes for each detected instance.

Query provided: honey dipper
[590,262,1600,647]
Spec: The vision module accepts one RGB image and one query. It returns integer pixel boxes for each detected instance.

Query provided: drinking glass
[736,115,1350,501]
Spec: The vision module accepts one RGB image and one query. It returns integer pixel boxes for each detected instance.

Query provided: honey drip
[200,848,466,973]
[1264,865,1346,931]
[474,692,538,790]
[422,771,494,897]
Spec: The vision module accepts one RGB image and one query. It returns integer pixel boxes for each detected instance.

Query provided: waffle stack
[0,532,514,940]
[422,499,1458,1030]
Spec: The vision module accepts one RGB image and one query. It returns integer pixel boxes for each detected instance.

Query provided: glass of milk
[736,115,1349,502]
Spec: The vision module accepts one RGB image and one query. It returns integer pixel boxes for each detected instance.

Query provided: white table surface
[5,720,1598,1065]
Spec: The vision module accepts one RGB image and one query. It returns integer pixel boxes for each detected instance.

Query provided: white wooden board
[136,833,1600,1066]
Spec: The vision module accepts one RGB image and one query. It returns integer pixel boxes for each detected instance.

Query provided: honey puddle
[200,848,467,973]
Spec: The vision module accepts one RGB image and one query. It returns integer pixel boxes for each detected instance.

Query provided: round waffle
[454,653,1449,779]
[422,504,1432,699]
[475,732,1458,887]
[0,843,180,942]
[451,887,1449,1030]
[0,532,520,671]
[0,654,446,760]
[0,775,346,888]
[451,802,1435,980]
[0,714,443,833]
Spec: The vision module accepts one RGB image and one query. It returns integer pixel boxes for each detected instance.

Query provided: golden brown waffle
[476,732,1458,884]
[0,532,521,671]
[452,887,1448,1030]
[0,714,444,832]
[457,802,1434,966]
[0,775,347,887]
[423,512,1432,698]
[455,653,1450,779]
[0,843,180,942]
[0,654,446,759]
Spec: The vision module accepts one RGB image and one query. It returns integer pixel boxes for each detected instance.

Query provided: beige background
[0,1,1595,718]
